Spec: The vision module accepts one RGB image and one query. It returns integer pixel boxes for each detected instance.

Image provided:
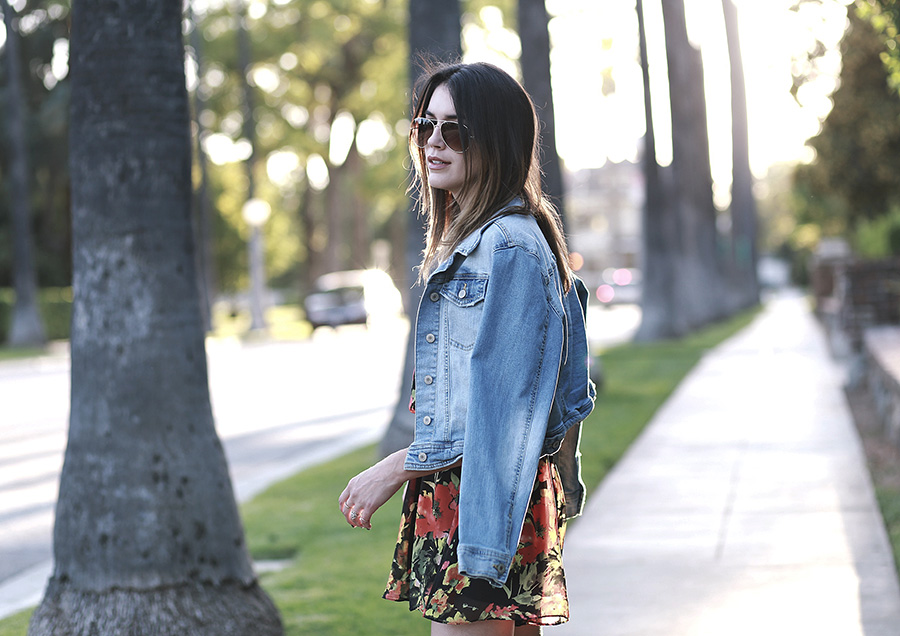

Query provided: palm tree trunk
[379,0,462,457]
[297,174,320,291]
[634,0,682,340]
[1,0,46,347]
[28,1,282,632]
[518,0,566,221]
[324,150,348,273]
[188,2,217,332]
[347,146,370,267]
[723,0,759,308]
[236,0,267,331]
[661,0,726,330]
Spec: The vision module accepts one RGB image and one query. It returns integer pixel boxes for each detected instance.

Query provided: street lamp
[242,198,271,331]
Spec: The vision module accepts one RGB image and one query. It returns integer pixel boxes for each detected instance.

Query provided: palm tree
[723,0,759,308]
[661,0,726,330]
[0,0,46,347]
[379,0,462,456]
[634,0,682,340]
[28,1,282,633]
[518,0,566,220]
[188,1,217,333]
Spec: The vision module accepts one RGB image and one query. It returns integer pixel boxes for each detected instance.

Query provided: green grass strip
[0,611,31,636]
[0,347,48,362]
[877,488,900,575]
[0,307,759,635]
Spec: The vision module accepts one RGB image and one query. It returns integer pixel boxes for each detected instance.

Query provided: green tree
[192,0,410,294]
[28,0,282,632]
[859,0,900,93]
[795,6,900,233]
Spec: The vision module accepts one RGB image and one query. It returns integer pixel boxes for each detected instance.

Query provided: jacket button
[430,292,439,301]
[458,288,467,299]
[423,416,432,425]
[423,375,433,385]
[426,333,435,343]
[418,452,428,462]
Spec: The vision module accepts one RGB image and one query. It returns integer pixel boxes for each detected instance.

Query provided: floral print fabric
[383,457,569,626]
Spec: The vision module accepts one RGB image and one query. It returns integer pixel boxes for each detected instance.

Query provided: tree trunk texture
[661,0,726,330]
[189,3,217,332]
[30,581,279,636]
[296,174,319,292]
[346,146,371,268]
[722,0,759,309]
[379,0,462,457]
[408,0,464,70]
[1,0,47,347]
[28,1,282,633]
[236,3,269,331]
[324,154,348,273]
[634,0,683,341]
[518,0,566,221]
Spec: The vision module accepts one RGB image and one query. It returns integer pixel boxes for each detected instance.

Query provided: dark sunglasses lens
[413,119,434,147]
[442,123,463,151]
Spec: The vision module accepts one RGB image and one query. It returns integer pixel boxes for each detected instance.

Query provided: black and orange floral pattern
[383,457,569,626]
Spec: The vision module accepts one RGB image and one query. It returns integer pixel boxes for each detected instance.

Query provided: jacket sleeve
[456,244,564,586]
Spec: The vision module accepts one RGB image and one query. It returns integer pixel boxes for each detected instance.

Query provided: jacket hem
[458,544,514,588]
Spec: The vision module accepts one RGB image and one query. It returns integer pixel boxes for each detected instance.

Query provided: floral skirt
[383,457,569,626]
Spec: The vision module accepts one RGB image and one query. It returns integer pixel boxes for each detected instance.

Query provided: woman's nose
[427,125,444,148]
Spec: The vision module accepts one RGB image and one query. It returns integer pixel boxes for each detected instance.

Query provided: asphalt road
[0,319,409,618]
[0,304,639,619]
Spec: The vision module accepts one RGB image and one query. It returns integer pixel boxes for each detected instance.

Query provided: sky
[465,0,852,206]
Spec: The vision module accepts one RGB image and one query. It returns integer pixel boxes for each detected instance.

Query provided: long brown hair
[410,62,572,291]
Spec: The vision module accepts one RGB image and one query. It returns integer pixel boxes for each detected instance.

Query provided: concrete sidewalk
[558,291,900,635]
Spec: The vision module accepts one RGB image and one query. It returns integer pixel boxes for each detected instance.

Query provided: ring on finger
[349,511,359,520]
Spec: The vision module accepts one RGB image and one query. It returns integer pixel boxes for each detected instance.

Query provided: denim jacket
[404,200,596,586]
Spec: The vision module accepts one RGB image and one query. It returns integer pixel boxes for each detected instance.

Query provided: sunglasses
[410,117,469,153]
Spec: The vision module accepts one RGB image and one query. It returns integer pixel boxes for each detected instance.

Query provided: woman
[339,62,595,635]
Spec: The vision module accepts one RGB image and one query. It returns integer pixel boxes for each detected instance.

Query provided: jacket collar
[428,197,525,280]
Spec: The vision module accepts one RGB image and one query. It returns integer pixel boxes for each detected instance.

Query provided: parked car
[303,269,403,329]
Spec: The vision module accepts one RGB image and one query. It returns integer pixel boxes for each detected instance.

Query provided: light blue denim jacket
[405,200,596,587]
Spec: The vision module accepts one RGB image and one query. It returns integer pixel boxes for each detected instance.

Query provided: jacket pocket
[440,275,488,350]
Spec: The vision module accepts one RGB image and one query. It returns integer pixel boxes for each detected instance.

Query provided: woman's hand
[338,449,408,529]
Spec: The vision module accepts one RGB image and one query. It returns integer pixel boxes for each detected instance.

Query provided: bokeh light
[613,268,633,286]
[570,252,585,271]
[596,284,615,303]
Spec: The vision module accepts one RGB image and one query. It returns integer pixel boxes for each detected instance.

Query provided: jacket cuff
[457,544,513,588]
